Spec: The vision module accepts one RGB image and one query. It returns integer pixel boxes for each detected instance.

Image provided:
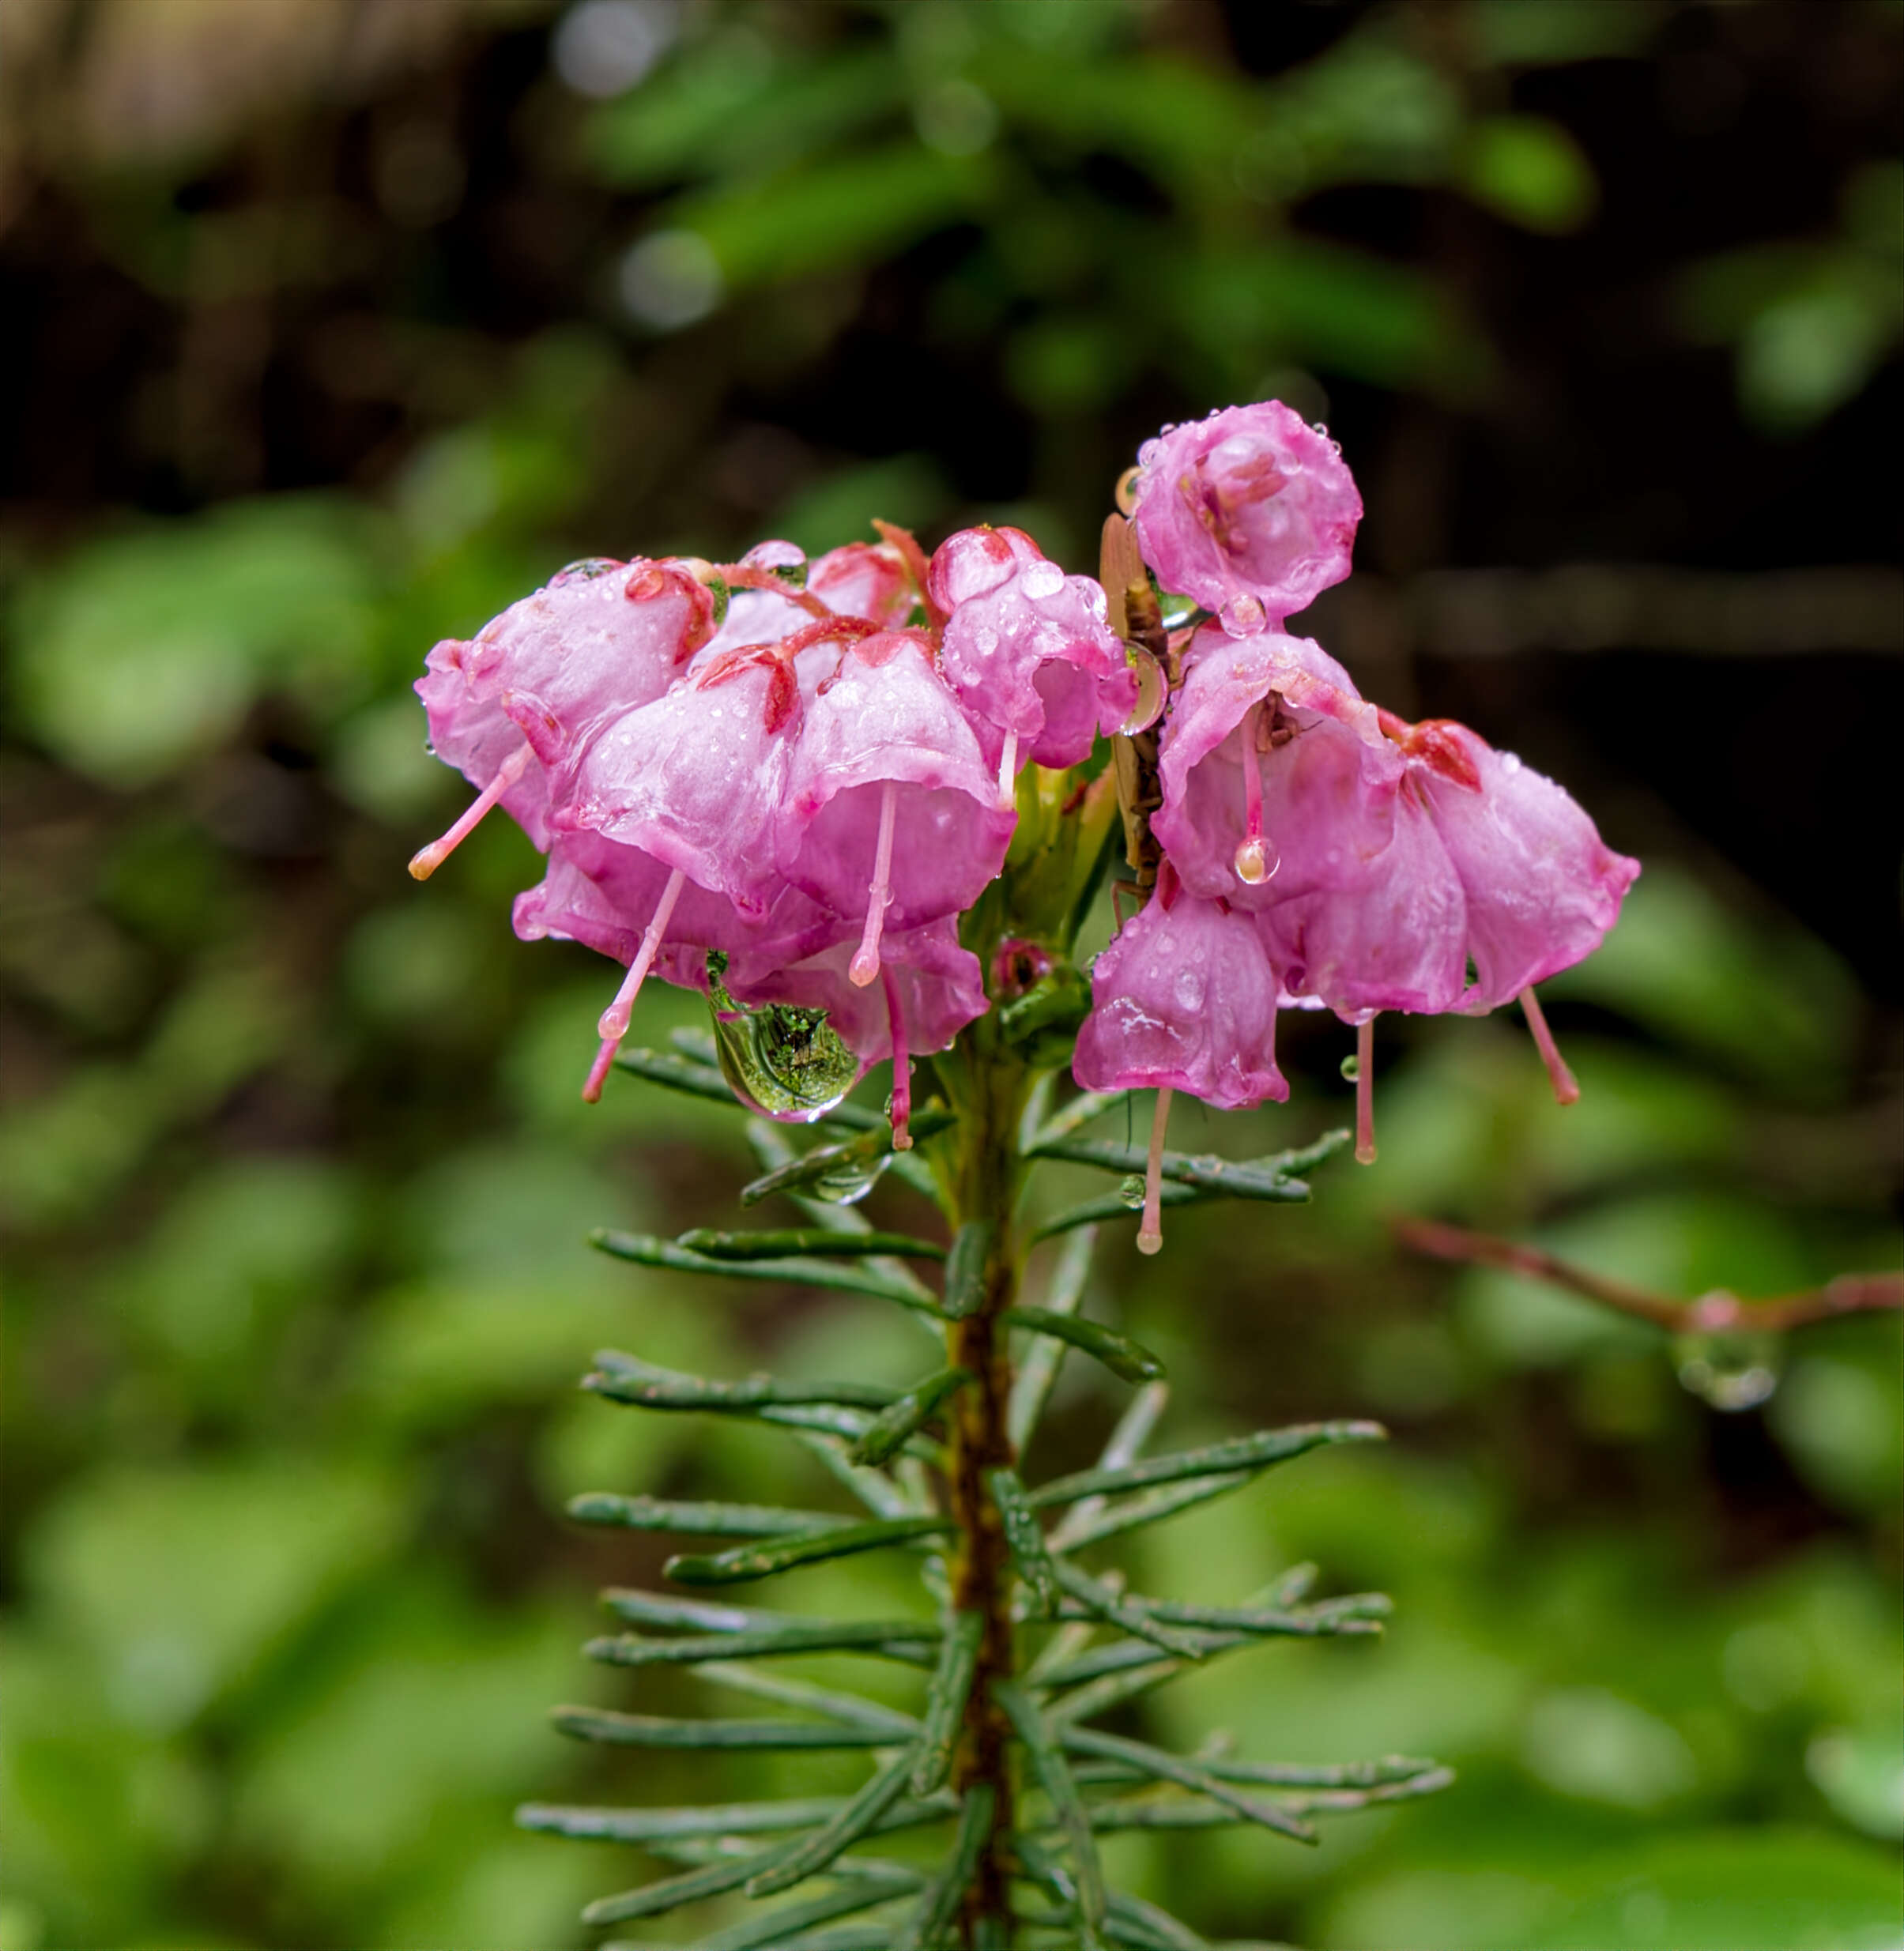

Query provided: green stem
[944,1038,1029,1941]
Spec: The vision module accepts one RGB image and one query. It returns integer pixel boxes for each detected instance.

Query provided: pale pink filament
[996,728,1020,810]
[1234,704,1269,883]
[1355,1016,1377,1165]
[849,780,899,989]
[881,963,912,1151]
[582,865,687,1102]
[409,740,532,880]
[1519,985,1580,1105]
[1137,1085,1172,1256]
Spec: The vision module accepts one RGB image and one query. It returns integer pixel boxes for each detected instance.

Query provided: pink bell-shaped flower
[1378,712,1642,1014]
[1131,401,1361,631]
[410,558,713,876]
[777,630,1015,992]
[557,645,810,922]
[1073,879,1289,1113]
[809,538,919,629]
[929,525,1139,798]
[1153,623,1398,907]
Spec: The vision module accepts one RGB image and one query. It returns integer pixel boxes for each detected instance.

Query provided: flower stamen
[1233,703,1273,884]
[408,739,532,880]
[583,865,688,1102]
[996,728,1019,810]
[848,779,899,989]
[1519,985,1580,1105]
[1355,1016,1378,1165]
[1137,1085,1173,1256]
[881,963,912,1150]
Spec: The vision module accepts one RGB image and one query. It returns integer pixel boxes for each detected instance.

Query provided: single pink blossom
[809,539,919,629]
[1153,623,1398,906]
[1131,402,1361,629]
[410,558,713,876]
[1073,879,1289,1112]
[777,629,1015,989]
[1377,712,1642,1014]
[929,525,1138,796]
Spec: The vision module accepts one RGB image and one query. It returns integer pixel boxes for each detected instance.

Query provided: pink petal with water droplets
[1132,401,1361,626]
[1073,888,1289,1110]
[778,633,1014,932]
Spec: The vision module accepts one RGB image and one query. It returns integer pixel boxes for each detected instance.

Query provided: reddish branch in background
[1394,1217,1904,1335]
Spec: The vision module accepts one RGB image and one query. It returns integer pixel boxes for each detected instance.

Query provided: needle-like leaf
[591,1230,945,1315]
[1046,1557,1205,1660]
[941,1220,995,1319]
[996,1681,1105,1937]
[1056,1727,1318,1844]
[897,1782,993,1950]
[677,1228,947,1260]
[1027,1420,1386,1509]
[1007,1226,1096,1452]
[989,1467,1059,1614]
[1003,1307,1165,1384]
[847,1367,971,1467]
[551,1705,898,1751]
[568,1493,849,1537]
[584,1618,940,1667]
[666,1515,952,1584]
[912,1609,985,1797]
[739,1111,955,1207]
[588,1348,896,1413]
[745,1746,922,1896]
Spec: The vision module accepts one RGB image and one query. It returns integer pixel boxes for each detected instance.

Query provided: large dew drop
[705,951,860,1121]
[1672,1328,1783,1411]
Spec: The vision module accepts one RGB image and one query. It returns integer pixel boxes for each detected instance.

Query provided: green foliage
[3,0,1899,1945]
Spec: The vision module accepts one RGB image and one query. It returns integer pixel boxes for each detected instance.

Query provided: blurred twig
[1394,1218,1904,1335]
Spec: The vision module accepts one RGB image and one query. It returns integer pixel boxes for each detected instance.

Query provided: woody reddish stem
[944,1057,1025,1939]
[1395,1217,1904,1335]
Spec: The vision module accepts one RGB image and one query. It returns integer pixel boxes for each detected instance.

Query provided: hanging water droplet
[704,952,860,1120]
[810,1151,891,1205]
[1672,1329,1784,1411]
[1340,1053,1359,1081]
[1118,1174,1146,1210]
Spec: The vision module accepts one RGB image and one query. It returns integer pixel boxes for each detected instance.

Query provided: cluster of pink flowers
[410,524,1136,1139]
[1080,402,1638,1247]
[409,398,1636,1245]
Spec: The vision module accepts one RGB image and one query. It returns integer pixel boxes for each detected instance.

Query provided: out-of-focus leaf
[1457,115,1597,233]
[1173,238,1492,400]
[1546,866,1859,1098]
[585,43,903,188]
[1770,1341,1904,1515]
[13,499,380,787]
[1464,0,1663,66]
[22,1461,406,1734]
[663,144,993,292]
[1523,1825,1904,1949]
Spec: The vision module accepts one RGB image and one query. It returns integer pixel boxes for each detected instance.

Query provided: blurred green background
[2,0,1900,1945]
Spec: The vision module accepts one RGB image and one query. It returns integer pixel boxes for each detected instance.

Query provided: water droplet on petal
[1173,969,1205,1010]
[1502,751,1522,775]
[1020,562,1064,600]
[1221,593,1266,635]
